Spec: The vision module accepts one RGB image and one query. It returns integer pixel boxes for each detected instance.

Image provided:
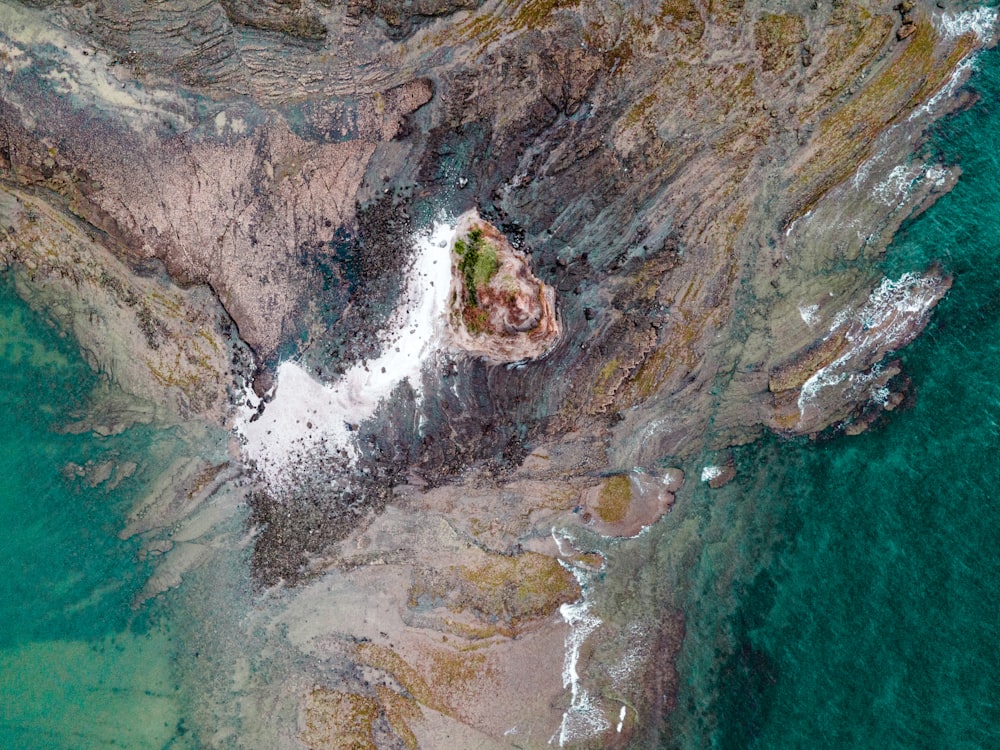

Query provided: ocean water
[0,274,191,748]
[670,45,1000,750]
[4,33,1000,750]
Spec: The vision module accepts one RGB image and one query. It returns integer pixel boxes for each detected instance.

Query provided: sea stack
[445,211,561,363]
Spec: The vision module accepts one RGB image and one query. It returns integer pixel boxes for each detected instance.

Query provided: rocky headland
[0,0,996,746]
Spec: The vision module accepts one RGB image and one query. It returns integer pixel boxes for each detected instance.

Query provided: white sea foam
[910,56,977,122]
[873,164,919,207]
[830,306,853,333]
[551,530,609,747]
[796,352,850,420]
[871,385,891,406]
[857,272,939,335]
[607,622,645,690]
[552,597,608,746]
[853,145,890,191]
[907,9,997,123]
[639,417,667,443]
[700,465,722,482]
[925,166,948,188]
[870,161,951,207]
[935,7,998,41]
[797,273,942,424]
[784,208,814,237]
[235,218,457,488]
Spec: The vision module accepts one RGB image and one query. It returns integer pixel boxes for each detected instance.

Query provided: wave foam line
[797,273,942,423]
[935,7,998,41]
[550,530,610,747]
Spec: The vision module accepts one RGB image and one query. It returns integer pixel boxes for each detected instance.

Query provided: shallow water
[669,45,1000,750]
[5,35,1000,750]
[0,274,192,748]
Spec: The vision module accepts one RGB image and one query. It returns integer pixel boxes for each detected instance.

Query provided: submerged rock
[1,0,996,746]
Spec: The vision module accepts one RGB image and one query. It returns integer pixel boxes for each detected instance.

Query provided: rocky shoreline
[1,0,997,746]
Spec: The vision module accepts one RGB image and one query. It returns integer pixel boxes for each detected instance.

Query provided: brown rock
[446,211,562,363]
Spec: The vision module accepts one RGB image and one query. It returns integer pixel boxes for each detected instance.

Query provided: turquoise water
[0,275,189,748]
[672,45,1000,750]
[5,33,1000,750]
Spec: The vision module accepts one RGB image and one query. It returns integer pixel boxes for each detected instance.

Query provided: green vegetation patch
[597,474,632,523]
[454,227,499,307]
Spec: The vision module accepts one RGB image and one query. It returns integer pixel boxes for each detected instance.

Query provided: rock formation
[0,0,995,746]
[445,210,561,362]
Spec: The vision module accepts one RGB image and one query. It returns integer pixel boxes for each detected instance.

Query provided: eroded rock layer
[0,0,994,747]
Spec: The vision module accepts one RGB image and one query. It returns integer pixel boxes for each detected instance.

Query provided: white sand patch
[235,218,457,488]
[214,111,248,136]
[0,40,29,74]
[798,303,820,327]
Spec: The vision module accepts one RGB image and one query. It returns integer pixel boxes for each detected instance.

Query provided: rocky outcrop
[0,183,243,423]
[0,7,434,358]
[0,0,995,747]
[767,269,951,434]
[445,211,561,362]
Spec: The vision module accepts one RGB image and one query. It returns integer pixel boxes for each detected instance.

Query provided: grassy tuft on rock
[597,474,632,523]
[454,226,499,308]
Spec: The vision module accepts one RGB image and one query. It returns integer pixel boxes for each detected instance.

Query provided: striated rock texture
[0,0,996,746]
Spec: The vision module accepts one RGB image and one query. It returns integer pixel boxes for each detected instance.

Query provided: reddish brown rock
[445,211,561,363]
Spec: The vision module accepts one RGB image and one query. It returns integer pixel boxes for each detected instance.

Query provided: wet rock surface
[0,0,995,746]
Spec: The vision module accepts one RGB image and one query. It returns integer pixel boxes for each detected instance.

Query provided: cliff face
[0,0,993,746]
